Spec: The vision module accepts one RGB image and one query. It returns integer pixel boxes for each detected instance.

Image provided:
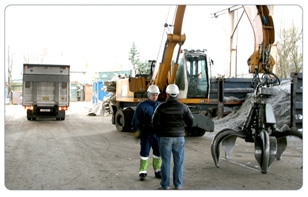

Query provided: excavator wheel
[115,108,134,132]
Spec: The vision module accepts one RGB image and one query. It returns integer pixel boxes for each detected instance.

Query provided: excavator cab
[175,49,210,99]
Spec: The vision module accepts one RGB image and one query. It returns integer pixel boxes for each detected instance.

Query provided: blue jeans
[159,137,185,189]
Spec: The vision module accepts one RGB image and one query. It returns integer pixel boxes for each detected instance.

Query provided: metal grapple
[211,74,302,174]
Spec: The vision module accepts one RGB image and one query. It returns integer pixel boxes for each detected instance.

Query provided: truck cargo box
[22,64,70,120]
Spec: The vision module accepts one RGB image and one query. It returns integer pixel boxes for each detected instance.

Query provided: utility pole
[212,5,243,78]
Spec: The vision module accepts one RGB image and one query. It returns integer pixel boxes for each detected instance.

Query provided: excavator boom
[154,5,186,91]
[243,5,275,73]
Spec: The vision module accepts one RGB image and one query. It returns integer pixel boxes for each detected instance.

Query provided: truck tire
[115,108,134,132]
[27,110,34,121]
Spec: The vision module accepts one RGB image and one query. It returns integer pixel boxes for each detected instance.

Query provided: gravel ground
[2,89,304,196]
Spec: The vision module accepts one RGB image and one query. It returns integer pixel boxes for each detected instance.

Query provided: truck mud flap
[56,111,66,120]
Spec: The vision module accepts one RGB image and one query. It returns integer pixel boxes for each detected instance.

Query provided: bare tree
[23,48,48,64]
[276,22,303,78]
[7,45,14,97]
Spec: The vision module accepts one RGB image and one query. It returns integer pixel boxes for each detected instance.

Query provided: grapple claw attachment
[276,137,287,160]
[222,136,237,160]
[254,130,277,174]
[269,137,277,166]
[274,129,302,160]
[211,128,246,168]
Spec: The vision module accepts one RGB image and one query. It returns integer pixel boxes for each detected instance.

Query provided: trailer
[22,64,70,120]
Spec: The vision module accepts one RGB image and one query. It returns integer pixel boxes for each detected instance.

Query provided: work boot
[139,173,147,181]
[152,157,162,179]
[155,170,161,179]
[139,158,149,181]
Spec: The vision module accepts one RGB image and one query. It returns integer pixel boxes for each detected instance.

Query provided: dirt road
[3,101,303,192]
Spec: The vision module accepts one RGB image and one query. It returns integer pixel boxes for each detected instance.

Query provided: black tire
[115,108,134,132]
[27,110,33,121]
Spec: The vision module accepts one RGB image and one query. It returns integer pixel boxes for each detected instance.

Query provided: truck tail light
[59,106,68,111]
[24,106,33,110]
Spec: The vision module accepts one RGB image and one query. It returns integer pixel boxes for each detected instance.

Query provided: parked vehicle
[22,64,70,120]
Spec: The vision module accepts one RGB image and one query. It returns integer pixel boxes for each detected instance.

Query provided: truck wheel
[115,108,134,132]
[27,110,34,121]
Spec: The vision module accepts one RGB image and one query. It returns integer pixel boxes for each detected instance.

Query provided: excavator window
[174,53,209,99]
[186,54,209,98]
[175,59,186,91]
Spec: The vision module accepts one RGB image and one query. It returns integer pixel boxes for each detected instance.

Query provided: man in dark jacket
[152,84,194,190]
[132,85,162,181]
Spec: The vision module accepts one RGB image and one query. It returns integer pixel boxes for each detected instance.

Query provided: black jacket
[152,97,194,137]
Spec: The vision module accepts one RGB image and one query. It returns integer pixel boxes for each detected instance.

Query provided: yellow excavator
[109,5,214,137]
[110,5,274,139]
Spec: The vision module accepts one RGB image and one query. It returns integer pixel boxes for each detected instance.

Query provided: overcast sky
[4,5,220,76]
[3,3,303,79]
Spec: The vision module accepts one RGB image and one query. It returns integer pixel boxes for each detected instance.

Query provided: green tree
[276,23,303,78]
[128,42,148,75]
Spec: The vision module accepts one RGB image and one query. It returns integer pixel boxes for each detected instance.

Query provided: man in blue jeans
[152,84,194,190]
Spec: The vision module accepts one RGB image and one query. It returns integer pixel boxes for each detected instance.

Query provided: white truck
[22,64,70,120]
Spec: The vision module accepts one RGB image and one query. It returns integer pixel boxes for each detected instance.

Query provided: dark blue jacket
[132,99,161,134]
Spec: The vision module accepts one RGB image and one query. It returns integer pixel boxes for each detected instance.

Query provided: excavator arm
[243,5,275,74]
[153,5,186,92]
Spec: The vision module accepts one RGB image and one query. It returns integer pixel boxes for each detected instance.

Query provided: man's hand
[133,130,141,138]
